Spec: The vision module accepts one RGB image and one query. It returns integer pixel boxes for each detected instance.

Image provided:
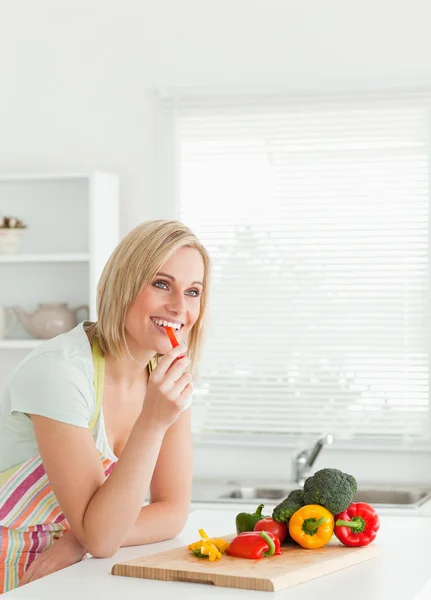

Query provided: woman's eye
[153,280,201,297]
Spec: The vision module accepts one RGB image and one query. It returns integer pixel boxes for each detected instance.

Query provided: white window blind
[163,92,431,443]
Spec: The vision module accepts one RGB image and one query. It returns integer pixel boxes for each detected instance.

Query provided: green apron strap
[89,338,104,430]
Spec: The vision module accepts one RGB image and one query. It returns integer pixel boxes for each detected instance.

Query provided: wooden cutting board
[112,535,381,592]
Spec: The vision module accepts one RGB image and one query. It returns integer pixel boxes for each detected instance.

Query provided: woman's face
[125,246,205,355]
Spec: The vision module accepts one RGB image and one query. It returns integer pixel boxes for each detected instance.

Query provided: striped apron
[0,340,116,593]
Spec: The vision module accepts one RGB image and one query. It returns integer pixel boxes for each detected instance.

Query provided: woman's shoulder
[15,323,92,385]
[4,323,95,427]
[12,322,92,381]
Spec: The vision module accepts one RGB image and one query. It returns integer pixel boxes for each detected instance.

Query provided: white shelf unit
[0,172,120,363]
[0,253,90,263]
[0,340,43,349]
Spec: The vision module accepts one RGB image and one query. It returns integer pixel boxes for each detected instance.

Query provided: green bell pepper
[235,503,266,534]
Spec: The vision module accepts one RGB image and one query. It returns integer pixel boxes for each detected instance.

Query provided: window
[160,92,430,443]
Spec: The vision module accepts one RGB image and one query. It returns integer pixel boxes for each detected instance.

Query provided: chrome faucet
[293,434,334,487]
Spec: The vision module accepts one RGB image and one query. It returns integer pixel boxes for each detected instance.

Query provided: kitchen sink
[218,486,431,508]
[220,487,297,502]
[353,488,431,506]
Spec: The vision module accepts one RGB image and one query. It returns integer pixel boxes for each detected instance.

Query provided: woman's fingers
[142,342,192,427]
[162,356,190,387]
[18,566,33,586]
[152,344,187,378]
[169,372,193,401]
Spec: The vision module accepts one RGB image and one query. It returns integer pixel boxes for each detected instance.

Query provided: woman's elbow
[169,508,189,538]
[89,547,117,559]
[84,537,119,559]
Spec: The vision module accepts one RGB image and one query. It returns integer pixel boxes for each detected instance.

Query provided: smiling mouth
[150,317,184,335]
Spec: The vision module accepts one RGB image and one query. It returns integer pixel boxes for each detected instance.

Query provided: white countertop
[5,509,431,600]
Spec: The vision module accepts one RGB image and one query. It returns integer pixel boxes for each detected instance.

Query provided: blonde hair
[86,220,211,374]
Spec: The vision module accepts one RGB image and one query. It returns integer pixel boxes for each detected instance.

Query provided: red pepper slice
[164,326,185,361]
[226,531,283,559]
[334,502,380,547]
[164,326,180,348]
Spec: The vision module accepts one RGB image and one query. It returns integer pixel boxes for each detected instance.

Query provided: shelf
[0,253,90,263]
[0,172,119,369]
[0,339,43,349]
[0,173,88,182]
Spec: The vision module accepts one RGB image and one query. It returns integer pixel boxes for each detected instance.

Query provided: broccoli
[345,473,358,494]
[272,489,304,524]
[303,468,357,515]
[286,489,305,506]
[272,498,301,524]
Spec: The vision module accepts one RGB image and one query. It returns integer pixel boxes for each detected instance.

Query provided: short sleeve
[9,352,94,429]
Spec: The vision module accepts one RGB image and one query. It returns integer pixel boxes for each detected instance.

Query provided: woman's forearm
[81,413,166,556]
[66,500,188,556]
[54,500,187,565]
[120,500,190,547]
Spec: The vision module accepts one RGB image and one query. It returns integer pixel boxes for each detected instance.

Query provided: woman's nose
[166,291,186,314]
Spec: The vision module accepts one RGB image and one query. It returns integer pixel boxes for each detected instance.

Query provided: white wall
[2,0,431,235]
[2,0,431,484]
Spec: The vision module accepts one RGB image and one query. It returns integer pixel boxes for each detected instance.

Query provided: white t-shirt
[0,322,191,473]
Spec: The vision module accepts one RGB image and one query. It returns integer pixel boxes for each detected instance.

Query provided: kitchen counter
[5,509,431,600]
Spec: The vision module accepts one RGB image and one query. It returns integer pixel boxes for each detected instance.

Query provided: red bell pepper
[226,531,283,559]
[334,502,380,547]
[254,517,287,544]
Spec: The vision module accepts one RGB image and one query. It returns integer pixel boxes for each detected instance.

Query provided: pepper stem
[254,504,265,518]
[336,517,365,530]
[260,531,275,556]
[305,517,325,532]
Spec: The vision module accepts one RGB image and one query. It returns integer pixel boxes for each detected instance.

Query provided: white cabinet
[0,172,120,384]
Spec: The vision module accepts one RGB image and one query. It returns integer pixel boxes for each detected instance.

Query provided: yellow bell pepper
[289,505,334,549]
[188,529,229,561]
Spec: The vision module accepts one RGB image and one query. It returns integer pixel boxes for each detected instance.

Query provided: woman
[0,220,210,593]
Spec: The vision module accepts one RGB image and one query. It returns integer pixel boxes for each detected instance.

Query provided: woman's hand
[18,531,87,587]
[141,344,193,429]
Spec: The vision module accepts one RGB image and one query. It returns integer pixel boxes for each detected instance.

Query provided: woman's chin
[152,339,173,356]
[125,332,169,357]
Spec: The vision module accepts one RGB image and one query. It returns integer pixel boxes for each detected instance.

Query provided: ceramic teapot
[12,303,89,339]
